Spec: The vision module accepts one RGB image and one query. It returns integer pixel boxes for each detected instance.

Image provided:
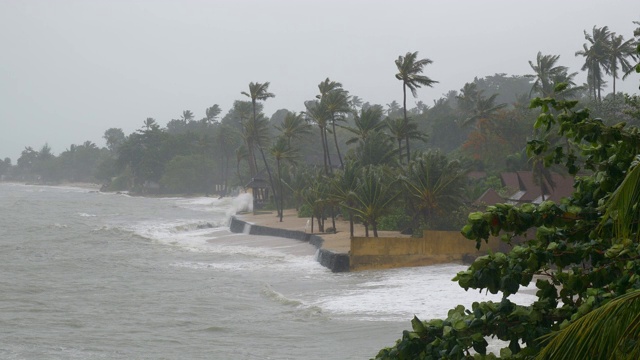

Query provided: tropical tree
[316,78,350,169]
[576,26,612,101]
[352,131,397,167]
[347,165,399,237]
[103,128,126,155]
[142,117,159,131]
[241,82,275,177]
[402,151,467,230]
[274,111,312,146]
[457,82,507,127]
[386,117,427,163]
[329,161,361,237]
[204,105,222,124]
[537,289,640,359]
[374,82,640,358]
[181,110,195,122]
[270,137,298,221]
[607,32,638,99]
[304,100,333,175]
[395,51,438,163]
[527,52,579,99]
[343,105,385,145]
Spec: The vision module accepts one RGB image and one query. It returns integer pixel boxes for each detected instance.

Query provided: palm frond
[537,290,640,360]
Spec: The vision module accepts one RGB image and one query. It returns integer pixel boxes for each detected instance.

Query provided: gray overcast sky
[1,0,638,161]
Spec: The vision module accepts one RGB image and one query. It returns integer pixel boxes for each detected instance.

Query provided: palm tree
[205,105,222,124]
[274,111,312,146]
[352,131,397,167]
[608,33,638,99]
[457,83,507,128]
[181,110,194,122]
[304,100,333,175]
[537,289,640,360]
[349,95,363,111]
[241,81,275,177]
[316,77,343,99]
[527,52,576,98]
[316,78,350,169]
[576,26,611,101]
[386,100,402,117]
[347,165,399,237]
[142,117,159,131]
[235,145,249,185]
[322,89,350,169]
[270,137,298,221]
[395,51,438,164]
[385,117,427,164]
[402,152,467,229]
[329,161,361,237]
[343,105,385,145]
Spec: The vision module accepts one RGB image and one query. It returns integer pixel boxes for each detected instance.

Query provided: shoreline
[229,213,350,272]
[231,208,410,272]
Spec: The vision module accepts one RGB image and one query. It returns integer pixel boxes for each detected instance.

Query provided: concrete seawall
[228,216,350,272]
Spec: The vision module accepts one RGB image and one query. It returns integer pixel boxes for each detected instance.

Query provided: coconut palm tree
[316,77,343,99]
[457,83,507,128]
[349,95,363,111]
[527,52,576,98]
[352,131,397,167]
[395,51,438,164]
[385,117,427,164]
[316,78,350,169]
[241,81,275,175]
[607,33,638,99]
[537,289,640,360]
[205,105,222,124]
[270,137,298,221]
[274,111,312,147]
[347,165,399,237]
[142,117,159,132]
[304,100,333,175]
[402,152,467,229]
[329,161,361,237]
[343,105,385,145]
[322,89,350,169]
[576,26,612,101]
[181,110,194,122]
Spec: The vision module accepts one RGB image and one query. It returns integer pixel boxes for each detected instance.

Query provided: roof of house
[475,171,574,206]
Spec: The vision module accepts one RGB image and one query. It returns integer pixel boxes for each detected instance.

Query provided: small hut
[244,170,270,210]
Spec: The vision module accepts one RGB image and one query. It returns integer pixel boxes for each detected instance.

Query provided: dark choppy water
[0,183,533,359]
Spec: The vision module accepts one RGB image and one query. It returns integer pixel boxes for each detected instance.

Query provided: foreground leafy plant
[374,86,640,359]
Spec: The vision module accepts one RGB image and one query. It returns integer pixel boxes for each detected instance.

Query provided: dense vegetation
[2,22,640,357]
[374,23,640,359]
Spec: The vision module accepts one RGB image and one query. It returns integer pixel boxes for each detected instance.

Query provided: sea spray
[226,192,253,219]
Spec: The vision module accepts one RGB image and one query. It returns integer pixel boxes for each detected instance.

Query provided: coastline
[230,208,409,272]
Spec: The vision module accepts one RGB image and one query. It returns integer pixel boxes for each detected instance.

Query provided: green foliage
[377,210,412,232]
[160,155,215,194]
[375,89,640,358]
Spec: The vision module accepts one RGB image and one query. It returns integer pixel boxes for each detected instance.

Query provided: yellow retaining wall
[349,230,502,271]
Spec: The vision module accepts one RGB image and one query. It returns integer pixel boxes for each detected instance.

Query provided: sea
[0,183,535,359]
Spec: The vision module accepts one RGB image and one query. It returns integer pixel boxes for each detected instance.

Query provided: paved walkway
[235,208,407,253]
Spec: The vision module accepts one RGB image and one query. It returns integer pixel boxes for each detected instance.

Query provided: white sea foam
[77,212,97,217]
[310,264,537,322]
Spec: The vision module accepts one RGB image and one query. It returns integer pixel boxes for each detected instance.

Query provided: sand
[235,208,409,254]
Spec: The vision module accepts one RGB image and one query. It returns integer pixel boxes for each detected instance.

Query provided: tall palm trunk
[402,83,411,164]
[330,116,344,169]
[318,126,329,175]
[257,144,279,217]
[276,158,284,222]
[324,128,333,174]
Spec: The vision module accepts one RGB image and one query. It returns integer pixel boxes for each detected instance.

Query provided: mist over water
[0,183,533,359]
